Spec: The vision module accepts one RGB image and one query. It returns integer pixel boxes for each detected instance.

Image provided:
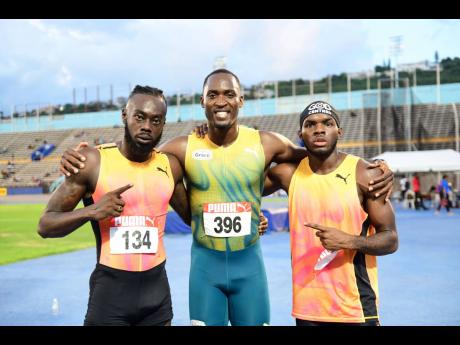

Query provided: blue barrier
[165,211,191,234]
[7,187,43,195]
[261,208,289,232]
[31,143,55,161]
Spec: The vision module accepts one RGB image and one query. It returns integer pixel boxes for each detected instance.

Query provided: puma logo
[335,173,350,184]
[156,166,169,177]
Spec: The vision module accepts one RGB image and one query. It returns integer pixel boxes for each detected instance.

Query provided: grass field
[0,197,287,266]
[0,203,95,265]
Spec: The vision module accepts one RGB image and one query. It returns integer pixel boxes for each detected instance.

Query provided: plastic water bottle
[51,297,60,316]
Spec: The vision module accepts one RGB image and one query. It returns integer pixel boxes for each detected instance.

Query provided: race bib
[203,202,252,237]
[109,226,158,254]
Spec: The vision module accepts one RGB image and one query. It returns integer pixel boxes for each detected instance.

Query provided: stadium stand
[1,103,459,191]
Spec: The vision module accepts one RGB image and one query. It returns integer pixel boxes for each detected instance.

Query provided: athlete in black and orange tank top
[38,86,190,326]
[264,101,398,325]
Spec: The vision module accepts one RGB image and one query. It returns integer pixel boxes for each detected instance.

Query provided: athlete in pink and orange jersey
[264,101,398,326]
[38,86,190,326]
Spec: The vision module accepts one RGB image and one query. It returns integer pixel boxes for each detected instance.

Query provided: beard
[124,124,162,155]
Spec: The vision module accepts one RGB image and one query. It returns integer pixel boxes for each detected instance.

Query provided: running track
[0,204,459,325]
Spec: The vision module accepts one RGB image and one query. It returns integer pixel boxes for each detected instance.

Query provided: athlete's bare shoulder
[158,135,188,164]
[75,146,100,173]
[163,151,184,183]
[357,158,381,183]
[356,158,382,198]
[259,130,290,144]
[259,130,307,165]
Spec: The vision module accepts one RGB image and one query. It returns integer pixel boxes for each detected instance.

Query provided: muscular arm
[166,153,191,225]
[307,159,398,255]
[259,131,307,168]
[351,159,398,255]
[263,163,297,196]
[38,147,100,238]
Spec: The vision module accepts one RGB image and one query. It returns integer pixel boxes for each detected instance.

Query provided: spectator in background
[436,175,453,215]
[429,185,439,209]
[74,130,85,138]
[412,173,427,210]
[7,161,15,175]
[93,137,105,146]
[399,175,409,202]
[447,183,455,209]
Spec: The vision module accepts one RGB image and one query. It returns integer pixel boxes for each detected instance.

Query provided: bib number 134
[109,226,158,254]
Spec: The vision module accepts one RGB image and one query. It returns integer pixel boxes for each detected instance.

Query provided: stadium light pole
[11,105,15,132]
[191,90,195,121]
[84,87,87,113]
[347,73,351,110]
[436,63,441,104]
[390,35,403,89]
[274,81,278,114]
[404,78,412,151]
[72,88,76,113]
[310,79,314,96]
[176,90,181,122]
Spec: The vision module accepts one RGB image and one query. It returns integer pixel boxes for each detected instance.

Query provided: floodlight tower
[390,35,403,88]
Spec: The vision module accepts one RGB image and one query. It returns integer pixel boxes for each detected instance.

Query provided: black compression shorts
[84,260,173,326]
[296,318,380,326]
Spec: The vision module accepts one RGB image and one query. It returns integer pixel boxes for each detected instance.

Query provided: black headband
[299,101,340,128]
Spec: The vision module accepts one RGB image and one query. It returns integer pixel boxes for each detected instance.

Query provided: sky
[1,19,459,114]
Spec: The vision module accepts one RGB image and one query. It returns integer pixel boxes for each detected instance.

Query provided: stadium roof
[373,149,460,173]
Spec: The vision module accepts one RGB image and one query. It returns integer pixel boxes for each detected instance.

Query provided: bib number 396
[203,202,252,238]
[109,226,158,254]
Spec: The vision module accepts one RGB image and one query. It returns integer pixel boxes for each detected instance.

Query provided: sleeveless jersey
[185,126,265,252]
[288,154,379,323]
[84,144,174,272]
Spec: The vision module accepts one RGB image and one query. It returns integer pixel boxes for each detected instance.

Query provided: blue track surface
[0,205,459,325]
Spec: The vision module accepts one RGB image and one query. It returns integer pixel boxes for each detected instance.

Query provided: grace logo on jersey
[192,149,213,160]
